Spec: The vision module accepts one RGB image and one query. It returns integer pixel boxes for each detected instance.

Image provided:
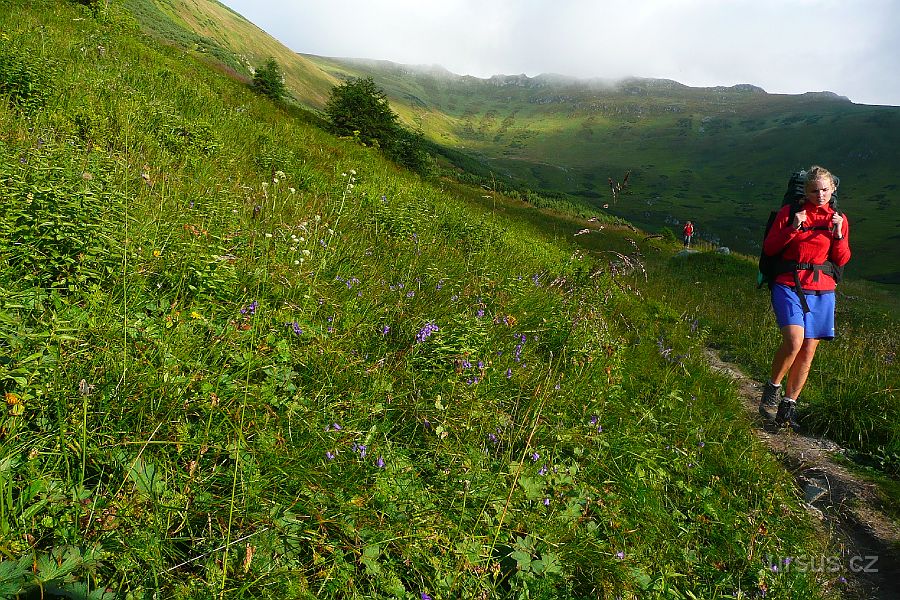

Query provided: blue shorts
[771,284,836,340]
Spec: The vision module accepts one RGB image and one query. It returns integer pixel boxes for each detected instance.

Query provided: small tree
[385,128,433,175]
[252,58,286,102]
[325,77,398,147]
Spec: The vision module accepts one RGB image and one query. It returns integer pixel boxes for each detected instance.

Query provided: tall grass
[0,2,890,598]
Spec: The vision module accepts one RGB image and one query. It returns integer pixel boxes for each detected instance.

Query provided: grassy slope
[0,1,896,599]
[127,0,900,285]
[299,59,900,286]
[122,0,339,107]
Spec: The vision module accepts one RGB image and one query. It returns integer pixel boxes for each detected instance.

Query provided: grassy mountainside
[1,1,897,599]
[302,56,900,286]
[123,0,900,285]
[121,0,339,106]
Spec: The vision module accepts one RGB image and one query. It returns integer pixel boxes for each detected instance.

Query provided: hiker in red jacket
[758,165,851,431]
[682,221,694,247]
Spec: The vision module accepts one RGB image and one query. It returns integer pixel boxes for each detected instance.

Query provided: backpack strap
[774,260,839,313]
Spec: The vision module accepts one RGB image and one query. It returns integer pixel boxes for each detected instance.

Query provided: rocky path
[704,349,900,600]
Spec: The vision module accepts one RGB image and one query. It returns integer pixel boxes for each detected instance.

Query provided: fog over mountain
[220,0,900,107]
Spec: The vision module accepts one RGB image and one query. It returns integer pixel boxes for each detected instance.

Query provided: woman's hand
[792,210,807,230]
[832,212,844,239]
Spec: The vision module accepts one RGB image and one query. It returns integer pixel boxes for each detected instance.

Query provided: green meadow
[301,57,900,286]
[0,1,897,599]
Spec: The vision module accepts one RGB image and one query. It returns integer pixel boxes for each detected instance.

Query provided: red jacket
[763,201,851,291]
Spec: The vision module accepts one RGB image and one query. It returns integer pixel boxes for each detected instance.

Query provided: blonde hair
[805,165,837,192]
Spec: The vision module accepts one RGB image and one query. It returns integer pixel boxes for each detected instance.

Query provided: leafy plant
[325,77,399,147]
[0,41,54,114]
[0,149,125,291]
[252,57,286,102]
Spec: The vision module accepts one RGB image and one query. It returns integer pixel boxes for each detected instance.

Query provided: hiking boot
[774,399,800,432]
[758,381,781,420]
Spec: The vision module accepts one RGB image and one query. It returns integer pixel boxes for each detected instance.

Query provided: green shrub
[0,148,125,291]
[660,226,677,243]
[0,41,54,114]
[252,57,286,102]
[325,77,399,147]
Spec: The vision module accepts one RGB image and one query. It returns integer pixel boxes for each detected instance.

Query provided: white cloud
[220,0,900,106]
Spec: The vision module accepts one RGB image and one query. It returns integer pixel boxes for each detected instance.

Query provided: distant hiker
[758,165,850,431]
[682,221,694,247]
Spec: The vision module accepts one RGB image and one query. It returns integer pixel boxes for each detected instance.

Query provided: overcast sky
[219,0,900,107]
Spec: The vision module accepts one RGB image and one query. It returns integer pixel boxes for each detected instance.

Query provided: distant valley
[131,0,900,284]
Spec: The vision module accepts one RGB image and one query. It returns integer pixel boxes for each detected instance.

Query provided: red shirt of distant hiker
[763,175,850,291]
[682,221,694,247]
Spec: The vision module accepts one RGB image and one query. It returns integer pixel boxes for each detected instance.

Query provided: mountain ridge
[128,0,899,285]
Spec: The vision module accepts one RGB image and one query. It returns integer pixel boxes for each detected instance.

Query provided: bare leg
[769,325,805,385]
[784,338,820,399]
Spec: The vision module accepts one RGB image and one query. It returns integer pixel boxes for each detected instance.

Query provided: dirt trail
[704,348,900,600]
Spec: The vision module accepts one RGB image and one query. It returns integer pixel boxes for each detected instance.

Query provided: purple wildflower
[476,308,484,317]
[286,321,302,336]
[530,452,540,462]
[331,423,342,431]
[381,325,390,336]
[240,301,258,316]
[543,498,550,506]
[538,465,548,476]
[590,415,599,425]
[376,456,385,468]
[615,551,625,560]
[325,451,335,461]
[420,593,432,600]
[415,321,439,343]
[506,368,512,379]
